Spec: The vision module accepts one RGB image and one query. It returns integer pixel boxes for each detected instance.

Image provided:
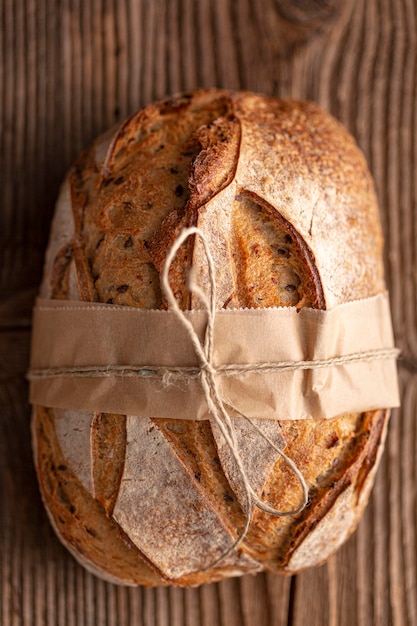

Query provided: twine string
[161,227,310,567]
[27,347,400,381]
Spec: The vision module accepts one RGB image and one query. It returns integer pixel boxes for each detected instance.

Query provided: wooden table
[1,1,416,624]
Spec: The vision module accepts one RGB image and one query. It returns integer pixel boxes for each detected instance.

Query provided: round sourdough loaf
[32,89,390,587]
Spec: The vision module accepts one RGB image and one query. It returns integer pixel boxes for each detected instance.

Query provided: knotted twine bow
[161,226,309,566]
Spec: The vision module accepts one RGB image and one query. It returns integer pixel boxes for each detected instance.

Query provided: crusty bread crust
[32,89,389,586]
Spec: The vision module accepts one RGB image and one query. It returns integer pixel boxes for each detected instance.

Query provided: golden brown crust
[91,413,127,514]
[32,89,389,586]
[246,409,389,569]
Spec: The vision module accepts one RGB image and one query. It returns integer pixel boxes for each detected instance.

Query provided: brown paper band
[29,292,400,420]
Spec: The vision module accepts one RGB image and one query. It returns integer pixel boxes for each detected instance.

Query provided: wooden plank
[1,0,416,624]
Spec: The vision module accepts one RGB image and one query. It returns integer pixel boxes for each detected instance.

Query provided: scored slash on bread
[32,89,390,586]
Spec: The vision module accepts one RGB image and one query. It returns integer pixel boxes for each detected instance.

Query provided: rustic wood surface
[1,1,416,624]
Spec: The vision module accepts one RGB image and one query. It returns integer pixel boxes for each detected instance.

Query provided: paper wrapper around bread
[29,292,399,420]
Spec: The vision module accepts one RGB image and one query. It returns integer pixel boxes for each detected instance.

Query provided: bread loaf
[32,89,390,587]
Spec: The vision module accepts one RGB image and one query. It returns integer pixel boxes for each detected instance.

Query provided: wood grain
[1,0,416,624]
